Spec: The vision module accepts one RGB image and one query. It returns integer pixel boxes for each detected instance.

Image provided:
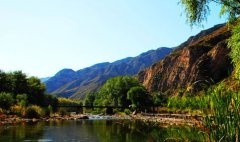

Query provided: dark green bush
[0,92,14,110]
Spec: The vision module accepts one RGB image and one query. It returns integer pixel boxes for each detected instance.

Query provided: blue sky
[0,0,226,77]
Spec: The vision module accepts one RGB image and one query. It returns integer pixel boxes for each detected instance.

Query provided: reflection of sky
[0,1,227,77]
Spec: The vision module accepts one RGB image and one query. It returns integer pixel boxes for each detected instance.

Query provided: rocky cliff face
[138,24,233,95]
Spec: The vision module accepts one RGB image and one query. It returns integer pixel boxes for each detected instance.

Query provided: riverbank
[129,113,204,128]
[0,113,132,125]
[0,112,203,128]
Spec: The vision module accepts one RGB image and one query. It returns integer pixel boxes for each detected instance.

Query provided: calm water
[0,119,206,142]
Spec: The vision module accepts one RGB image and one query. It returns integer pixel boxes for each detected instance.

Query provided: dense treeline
[0,70,57,108]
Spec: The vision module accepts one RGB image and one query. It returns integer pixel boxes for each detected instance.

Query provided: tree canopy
[0,70,57,109]
[95,76,145,108]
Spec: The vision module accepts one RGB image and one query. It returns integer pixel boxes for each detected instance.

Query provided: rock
[138,24,233,95]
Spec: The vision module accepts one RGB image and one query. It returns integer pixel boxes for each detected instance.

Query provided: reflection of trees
[0,122,45,142]
[0,120,207,141]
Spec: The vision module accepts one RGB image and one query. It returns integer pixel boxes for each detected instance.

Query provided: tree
[84,93,96,108]
[27,77,46,106]
[16,94,27,106]
[12,71,28,96]
[0,70,12,93]
[0,92,14,110]
[180,0,240,26]
[98,76,140,107]
[127,86,150,111]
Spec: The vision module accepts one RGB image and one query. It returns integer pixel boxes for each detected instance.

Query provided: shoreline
[0,113,203,128]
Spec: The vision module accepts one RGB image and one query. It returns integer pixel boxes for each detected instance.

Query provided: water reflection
[0,120,206,142]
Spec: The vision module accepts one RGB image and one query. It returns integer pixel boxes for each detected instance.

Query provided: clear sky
[0,0,226,78]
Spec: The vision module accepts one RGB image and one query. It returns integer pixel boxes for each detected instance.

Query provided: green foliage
[84,92,96,107]
[180,0,210,26]
[11,71,28,96]
[25,105,43,119]
[0,92,14,110]
[58,97,81,106]
[0,70,49,107]
[167,94,209,110]
[152,92,166,106]
[180,0,240,26]
[124,109,131,115]
[44,105,53,117]
[228,22,240,74]
[204,84,240,141]
[236,64,240,79]
[0,70,12,93]
[10,105,25,116]
[27,76,46,106]
[96,76,140,108]
[127,86,150,110]
[16,94,27,106]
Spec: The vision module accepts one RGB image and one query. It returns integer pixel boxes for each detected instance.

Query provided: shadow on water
[0,120,207,142]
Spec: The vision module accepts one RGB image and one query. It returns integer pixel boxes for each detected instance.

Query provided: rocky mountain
[138,24,233,95]
[45,47,172,99]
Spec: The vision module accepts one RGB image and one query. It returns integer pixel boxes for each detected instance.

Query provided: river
[0,119,206,142]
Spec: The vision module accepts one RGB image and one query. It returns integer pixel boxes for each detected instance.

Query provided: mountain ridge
[45,47,172,99]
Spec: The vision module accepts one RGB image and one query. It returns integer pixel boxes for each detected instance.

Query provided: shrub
[25,105,43,119]
[10,105,25,116]
[16,94,27,107]
[124,109,131,115]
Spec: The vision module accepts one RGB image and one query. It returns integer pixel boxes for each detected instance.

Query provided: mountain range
[45,23,232,99]
[44,47,172,99]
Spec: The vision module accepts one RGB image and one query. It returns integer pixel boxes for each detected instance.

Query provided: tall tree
[127,86,150,111]
[12,71,28,96]
[27,76,46,105]
[98,76,140,107]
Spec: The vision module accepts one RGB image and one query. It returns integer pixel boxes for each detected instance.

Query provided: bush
[16,94,27,106]
[25,105,43,119]
[0,92,14,110]
[10,105,25,116]
[124,109,131,115]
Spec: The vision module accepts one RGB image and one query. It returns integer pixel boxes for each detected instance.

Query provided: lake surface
[0,119,206,142]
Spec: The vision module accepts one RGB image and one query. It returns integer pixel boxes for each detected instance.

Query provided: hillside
[45,47,172,99]
[138,24,233,95]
